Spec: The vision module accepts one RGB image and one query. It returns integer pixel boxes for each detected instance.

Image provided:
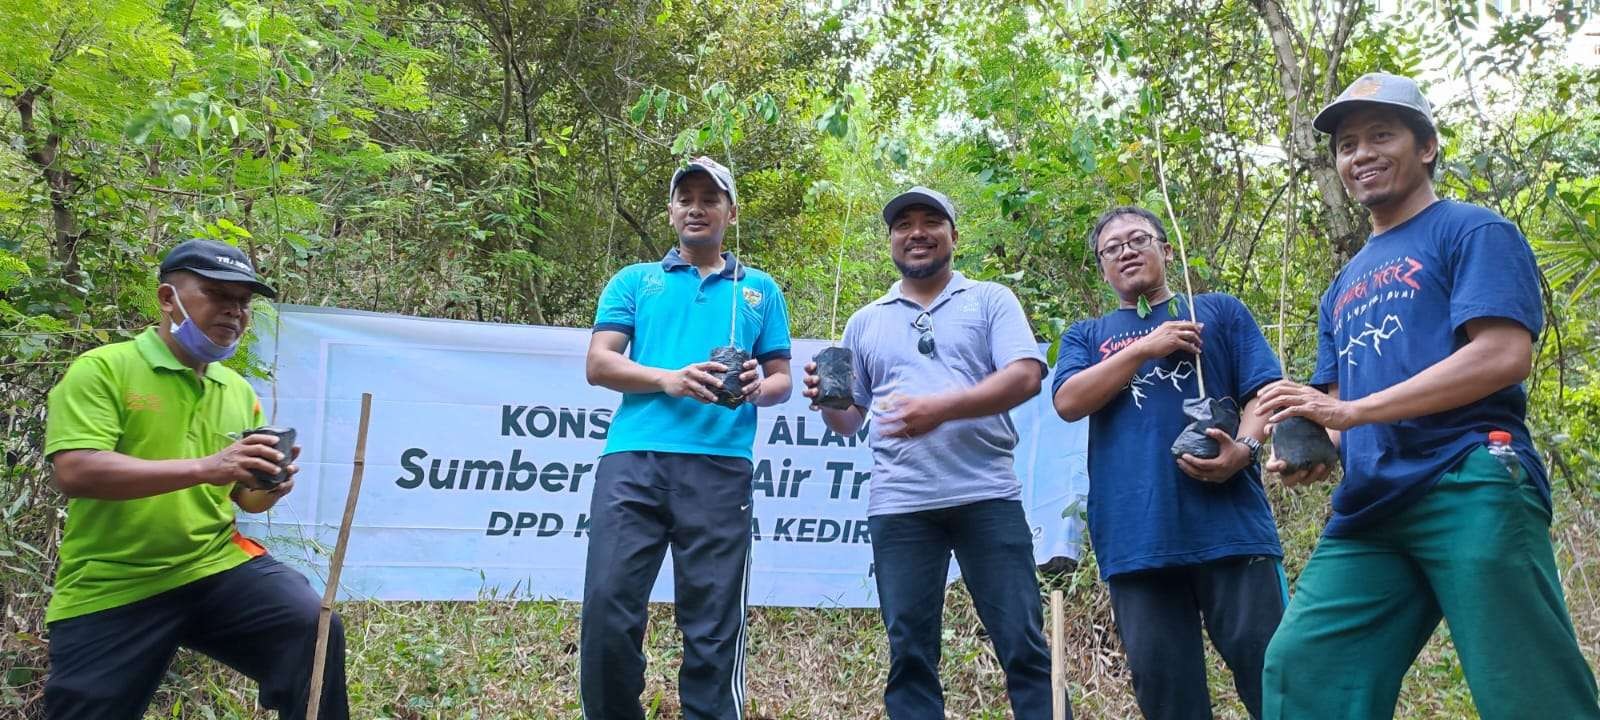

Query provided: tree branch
[1250,0,1368,262]
[1322,0,1362,99]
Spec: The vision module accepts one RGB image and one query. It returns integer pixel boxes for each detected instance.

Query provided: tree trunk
[15,89,84,279]
[1251,0,1368,262]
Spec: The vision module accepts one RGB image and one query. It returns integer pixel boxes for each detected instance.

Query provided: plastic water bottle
[1487,430,1521,482]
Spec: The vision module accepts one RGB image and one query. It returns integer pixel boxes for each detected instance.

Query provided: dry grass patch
[5,484,1599,718]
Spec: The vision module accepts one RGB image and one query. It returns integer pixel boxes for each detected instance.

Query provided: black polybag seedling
[1169,397,1240,460]
[708,345,751,409]
[812,347,855,410]
[242,425,296,488]
[1271,415,1340,473]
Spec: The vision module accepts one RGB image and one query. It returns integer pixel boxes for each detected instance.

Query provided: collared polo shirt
[44,327,266,623]
[594,248,792,460]
[841,271,1046,516]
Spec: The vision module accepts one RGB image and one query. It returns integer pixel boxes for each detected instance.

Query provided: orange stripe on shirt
[231,529,268,557]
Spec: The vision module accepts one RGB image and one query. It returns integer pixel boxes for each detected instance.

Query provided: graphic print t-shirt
[1052,293,1283,579]
[1311,200,1547,536]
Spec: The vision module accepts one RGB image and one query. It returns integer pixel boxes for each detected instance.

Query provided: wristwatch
[1238,436,1262,464]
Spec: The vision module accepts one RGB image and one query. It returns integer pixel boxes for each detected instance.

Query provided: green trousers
[1262,448,1600,719]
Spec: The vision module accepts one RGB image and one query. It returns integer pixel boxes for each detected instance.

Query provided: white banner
[243,304,1087,608]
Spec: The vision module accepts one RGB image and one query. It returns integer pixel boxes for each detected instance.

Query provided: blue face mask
[163,284,240,364]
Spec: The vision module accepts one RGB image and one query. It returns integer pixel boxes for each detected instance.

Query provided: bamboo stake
[1051,589,1066,720]
[1152,115,1207,398]
[306,392,373,720]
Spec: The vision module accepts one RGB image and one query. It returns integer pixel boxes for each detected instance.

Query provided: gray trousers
[579,451,754,720]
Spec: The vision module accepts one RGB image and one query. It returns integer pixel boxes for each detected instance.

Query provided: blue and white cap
[669,156,737,203]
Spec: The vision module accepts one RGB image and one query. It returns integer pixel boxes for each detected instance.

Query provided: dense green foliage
[3,0,1599,717]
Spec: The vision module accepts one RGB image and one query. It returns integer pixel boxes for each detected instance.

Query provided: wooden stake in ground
[1051,588,1066,720]
[306,392,373,720]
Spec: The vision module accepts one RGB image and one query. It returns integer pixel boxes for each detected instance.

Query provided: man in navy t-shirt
[1053,205,1285,720]
[1257,72,1599,719]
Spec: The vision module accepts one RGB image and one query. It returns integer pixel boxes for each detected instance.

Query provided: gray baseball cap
[1313,72,1435,135]
[882,186,958,228]
[669,156,737,203]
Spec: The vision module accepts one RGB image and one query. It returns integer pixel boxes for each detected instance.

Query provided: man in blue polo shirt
[580,156,792,720]
[1257,72,1599,718]
[802,187,1063,719]
[1052,206,1284,720]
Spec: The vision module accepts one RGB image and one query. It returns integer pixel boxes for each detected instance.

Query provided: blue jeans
[869,498,1065,720]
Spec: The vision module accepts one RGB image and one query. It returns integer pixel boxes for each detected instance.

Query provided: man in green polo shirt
[42,239,347,720]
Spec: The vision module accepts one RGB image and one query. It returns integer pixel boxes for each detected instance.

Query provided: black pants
[580,451,754,720]
[1108,556,1287,720]
[44,554,347,720]
[869,499,1066,720]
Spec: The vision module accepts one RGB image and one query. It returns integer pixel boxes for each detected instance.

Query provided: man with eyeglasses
[800,187,1065,718]
[1051,206,1284,720]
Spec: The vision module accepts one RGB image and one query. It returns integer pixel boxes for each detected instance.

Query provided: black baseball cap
[159,239,277,298]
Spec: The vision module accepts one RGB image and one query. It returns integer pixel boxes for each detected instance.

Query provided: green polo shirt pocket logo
[125,391,163,413]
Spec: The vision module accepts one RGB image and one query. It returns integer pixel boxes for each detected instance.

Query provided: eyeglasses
[912,311,935,356]
[1095,233,1161,261]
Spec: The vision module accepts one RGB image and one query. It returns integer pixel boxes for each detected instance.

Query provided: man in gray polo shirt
[802,187,1065,719]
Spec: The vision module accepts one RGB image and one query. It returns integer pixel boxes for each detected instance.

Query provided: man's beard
[894,250,951,280]
[1357,188,1397,209]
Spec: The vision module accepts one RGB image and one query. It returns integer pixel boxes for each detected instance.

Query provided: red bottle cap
[1488,430,1512,444]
